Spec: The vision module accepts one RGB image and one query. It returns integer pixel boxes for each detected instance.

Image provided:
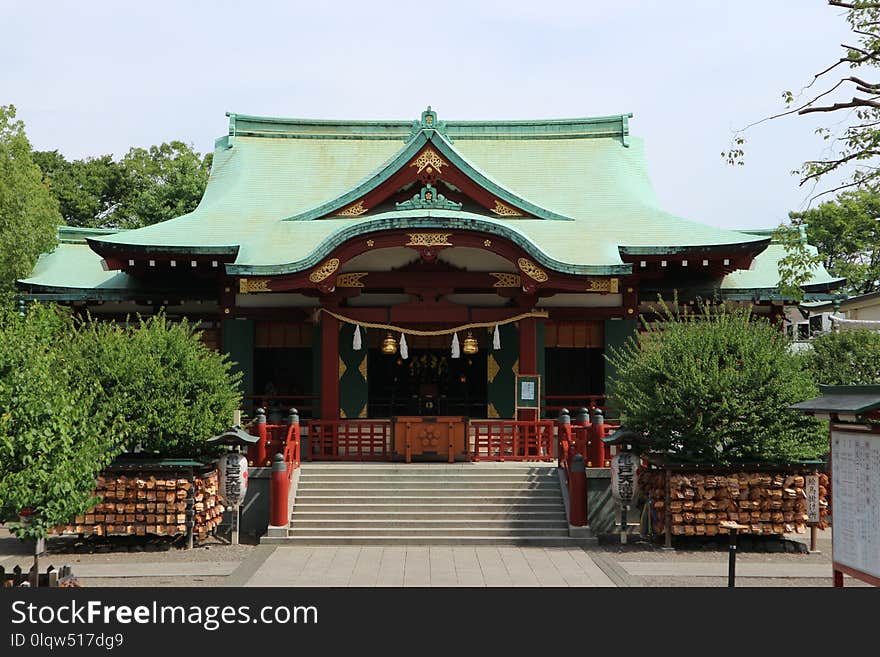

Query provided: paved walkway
[244,546,616,587]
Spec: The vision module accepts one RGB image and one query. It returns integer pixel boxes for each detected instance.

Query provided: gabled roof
[720,229,845,299]
[29,107,772,287]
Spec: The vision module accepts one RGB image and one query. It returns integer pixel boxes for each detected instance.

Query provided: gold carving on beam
[484,239,492,247]
[517,258,548,283]
[336,272,368,288]
[238,278,272,294]
[585,277,620,293]
[366,239,375,247]
[490,272,521,288]
[405,233,452,247]
[238,278,272,293]
[309,258,340,283]
[491,200,524,216]
[336,200,368,217]
[410,148,447,175]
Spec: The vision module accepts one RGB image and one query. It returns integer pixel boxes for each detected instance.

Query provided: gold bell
[462,331,479,355]
[381,331,398,355]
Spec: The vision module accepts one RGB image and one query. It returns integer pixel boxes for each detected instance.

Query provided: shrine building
[19,107,842,463]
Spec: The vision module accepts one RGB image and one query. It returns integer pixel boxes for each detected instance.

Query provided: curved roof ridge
[227,110,631,142]
[285,129,574,222]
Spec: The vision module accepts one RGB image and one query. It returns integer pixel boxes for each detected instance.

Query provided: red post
[518,317,538,422]
[557,409,571,468]
[269,453,290,527]
[834,569,844,588]
[255,408,268,467]
[320,313,340,420]
[569,453,587,526]
[590,408,607,468]
[574,407,590,465]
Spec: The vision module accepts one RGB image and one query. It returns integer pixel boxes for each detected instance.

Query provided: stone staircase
[263,462,595,545]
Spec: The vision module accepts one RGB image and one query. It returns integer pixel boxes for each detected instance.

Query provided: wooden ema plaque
[393,416,467,463]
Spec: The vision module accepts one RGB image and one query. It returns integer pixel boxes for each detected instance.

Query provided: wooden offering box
[393,416,467,462]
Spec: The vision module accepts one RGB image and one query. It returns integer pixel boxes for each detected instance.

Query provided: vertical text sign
[805,474,820,523]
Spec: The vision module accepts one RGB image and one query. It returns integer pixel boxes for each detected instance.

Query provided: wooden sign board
[831,428,880,586]
[515,374,541,412]
[805,474,820,523]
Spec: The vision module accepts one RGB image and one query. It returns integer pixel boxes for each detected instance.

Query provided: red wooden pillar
[321,313,340,420]
[518,317,538,422]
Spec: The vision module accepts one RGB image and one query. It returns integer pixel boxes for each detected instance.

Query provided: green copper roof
[27,108,772,288]
[720,243,844,293]
[19,240,134,292]
[228,211,629,276]
[285,129,574,222]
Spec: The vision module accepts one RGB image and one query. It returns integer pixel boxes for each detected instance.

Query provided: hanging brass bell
[462,331,478,355]
[381,331,398,355]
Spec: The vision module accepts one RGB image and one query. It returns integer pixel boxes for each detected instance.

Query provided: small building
[18,108,843,461]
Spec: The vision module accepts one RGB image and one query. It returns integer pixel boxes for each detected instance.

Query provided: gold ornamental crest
[517,258,548,283]
[309,258,340,283]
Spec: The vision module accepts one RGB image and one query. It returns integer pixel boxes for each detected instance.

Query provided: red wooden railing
[306,420,392,460]
[563,408,620,468]
[556,408,622,524]
[246,409,301,480]
[279,424,301,480]
[468,420,555,461]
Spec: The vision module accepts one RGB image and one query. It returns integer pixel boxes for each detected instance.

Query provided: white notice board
[831,429,880,581]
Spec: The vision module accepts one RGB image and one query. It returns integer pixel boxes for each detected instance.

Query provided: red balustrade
[468,420,555,461]
[245,408,301,479]
[306,420,392,460]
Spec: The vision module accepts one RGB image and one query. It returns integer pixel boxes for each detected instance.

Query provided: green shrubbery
[607,302,827,464]
[802,328,880,385]
[67,315,241,457]
[0,305,124,540]
[0,304,241,540]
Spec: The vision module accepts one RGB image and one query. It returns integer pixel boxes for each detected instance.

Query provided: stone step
[290,510,566,521]
[297,480,559,490]
[263,536,595,546]
[295,488,562,498]
[289,519,569,529]
[291,502,564,513]
[298,473,558,482]
[298,466,557,474]
[287,527,571,537]
[299,461,556,466]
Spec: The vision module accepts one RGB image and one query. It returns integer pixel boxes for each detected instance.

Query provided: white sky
[1,0,855,230]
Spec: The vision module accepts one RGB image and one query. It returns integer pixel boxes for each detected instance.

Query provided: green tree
[726,1,880,194]
[32,150,123,228]
[67,314,242,457]
[0,304,126,550]
[804,328,880,385]
[789,189,880,295]
[0,105,59,294]
[114,142,212,229]
[775,188,880,299]
[606,302,827,464]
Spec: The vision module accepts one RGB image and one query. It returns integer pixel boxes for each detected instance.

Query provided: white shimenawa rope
[830,314,880,330]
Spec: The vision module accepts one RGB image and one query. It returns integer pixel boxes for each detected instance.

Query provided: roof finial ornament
[408,106,450,141]
[396,184,463,211]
